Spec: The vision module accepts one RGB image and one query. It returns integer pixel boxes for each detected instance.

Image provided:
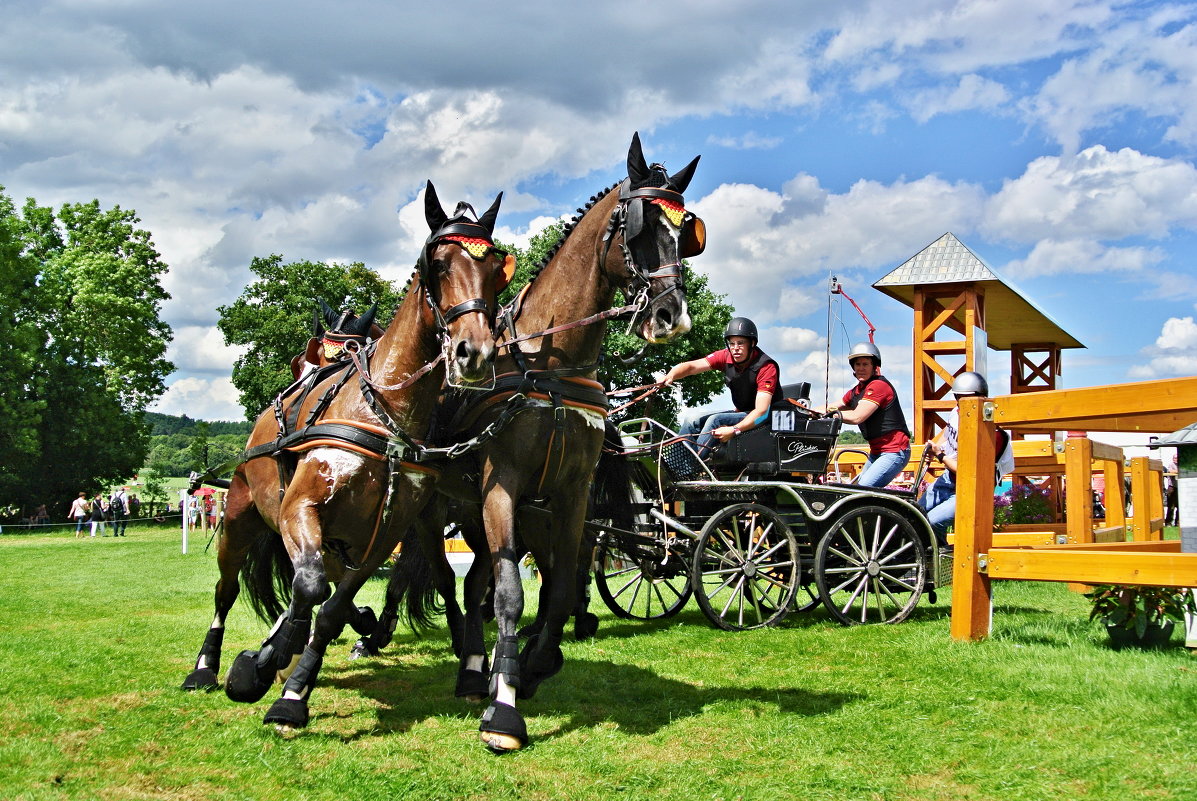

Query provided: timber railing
[950,376,1197,641]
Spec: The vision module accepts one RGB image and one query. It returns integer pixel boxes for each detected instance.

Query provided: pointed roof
[1158,422,1197,446]
[873,232,1084,350]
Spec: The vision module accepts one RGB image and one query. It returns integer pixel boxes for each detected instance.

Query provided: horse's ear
[478,191,503,234]
[627,132,650,186]
[668,155,701,194]
[424,180,448,232]
[356,304,378,335]
[318,299,335,331]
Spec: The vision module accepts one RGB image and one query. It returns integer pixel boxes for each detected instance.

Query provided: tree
[0,187,174,508]
[218,256,403,419]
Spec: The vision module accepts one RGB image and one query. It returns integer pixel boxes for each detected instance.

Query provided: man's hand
[713,425,739,442]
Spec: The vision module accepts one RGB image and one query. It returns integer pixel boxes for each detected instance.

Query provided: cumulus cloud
[1002,238,1165,278]
[1129,316,1197,379]
[984,146,1197,243]
[690,172,986,323]
[151,376,244,421]
[905,74,1011,122]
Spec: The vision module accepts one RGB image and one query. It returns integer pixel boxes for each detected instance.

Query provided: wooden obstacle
[950,376,1197,641]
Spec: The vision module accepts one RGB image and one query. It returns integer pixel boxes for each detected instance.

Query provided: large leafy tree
[0,187,174,509]
[218,256,403,419]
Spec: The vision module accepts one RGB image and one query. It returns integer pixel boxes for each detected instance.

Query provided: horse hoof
[574,612,599,641]
[479,701,527,753]
[225,650,273,704]
[263,697,309,729]
[181,667,219,692]
[348,639,377,660]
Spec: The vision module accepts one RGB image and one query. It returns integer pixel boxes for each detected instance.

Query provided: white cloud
[690,173,986,323]
[151,377,244,421]
[1128,316,1197,379]
[1003,238,1165,278]
[166,326,247,374]
[984,146,1197,244]
[906,74,1011,122]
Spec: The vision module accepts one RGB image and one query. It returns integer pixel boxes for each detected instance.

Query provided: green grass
[2,526,1195,800]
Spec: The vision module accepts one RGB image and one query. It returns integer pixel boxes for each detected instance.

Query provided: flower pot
[1105,620,1175,650]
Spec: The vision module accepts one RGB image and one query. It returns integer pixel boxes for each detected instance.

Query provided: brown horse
[289,300,383,381]
[181,182,513,731]
[370,133,703,751]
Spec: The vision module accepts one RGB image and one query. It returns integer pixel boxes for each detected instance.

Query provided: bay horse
[180,182,514,732]
[289,300,383,381]
[366,133,703,751]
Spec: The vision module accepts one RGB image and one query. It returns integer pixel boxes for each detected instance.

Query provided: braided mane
[526,182,619,282]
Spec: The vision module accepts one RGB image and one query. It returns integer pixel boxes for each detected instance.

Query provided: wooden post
[1130,457,1152,542]
[950,396,998,641]
[1064,435,1094,545]
[1103,457,1126,532]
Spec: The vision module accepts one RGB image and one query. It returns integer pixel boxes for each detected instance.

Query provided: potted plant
[1086,584,1197,650]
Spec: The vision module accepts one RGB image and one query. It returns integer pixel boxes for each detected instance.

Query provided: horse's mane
[526,162,673,283]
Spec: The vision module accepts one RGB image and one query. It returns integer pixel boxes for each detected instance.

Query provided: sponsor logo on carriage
[781,440,824,465]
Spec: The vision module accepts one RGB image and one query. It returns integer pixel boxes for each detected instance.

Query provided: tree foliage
[218,256,403,419]
[0,186,174,508]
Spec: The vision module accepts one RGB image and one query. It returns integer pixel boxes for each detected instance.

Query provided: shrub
[993,483,1053,528]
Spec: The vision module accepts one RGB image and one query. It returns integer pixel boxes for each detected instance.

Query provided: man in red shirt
[811,342,910,488]
[664,317,783,465]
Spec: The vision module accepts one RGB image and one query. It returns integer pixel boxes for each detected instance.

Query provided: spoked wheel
[793,583,821,613]
[691,503,800,631]
[594,539,692,620]
[815,504,926,625]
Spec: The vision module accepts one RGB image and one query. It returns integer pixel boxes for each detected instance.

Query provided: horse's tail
[389,522,446,633]
[590,420,637,531]
[241,529,293,624]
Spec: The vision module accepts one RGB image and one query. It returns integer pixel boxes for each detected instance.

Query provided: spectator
[33,503,49,526]
[69,492,90,538]
[128,493,140,519]
[110,487,129,537]
[1164,456,1179,527]
[89,494,108,537]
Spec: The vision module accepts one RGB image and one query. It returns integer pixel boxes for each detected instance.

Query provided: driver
[663,316,784,461]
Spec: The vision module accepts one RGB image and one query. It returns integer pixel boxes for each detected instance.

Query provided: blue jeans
[680,410,744,458]
[917,473,956,542]
[856,448,910,489]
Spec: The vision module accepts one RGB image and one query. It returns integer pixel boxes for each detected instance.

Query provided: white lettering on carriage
[781,441,822,465]
[311,448,366,488]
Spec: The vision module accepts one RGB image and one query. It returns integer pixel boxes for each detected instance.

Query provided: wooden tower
[872,233,1084,444]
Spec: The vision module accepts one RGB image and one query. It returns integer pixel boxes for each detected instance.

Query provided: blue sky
[2,1,1195,425]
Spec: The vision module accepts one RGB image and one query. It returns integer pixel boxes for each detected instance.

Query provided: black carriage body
[590,412,951,630]
[713,415,839,475]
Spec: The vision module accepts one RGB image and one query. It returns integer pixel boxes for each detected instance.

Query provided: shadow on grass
[316,649,860,744]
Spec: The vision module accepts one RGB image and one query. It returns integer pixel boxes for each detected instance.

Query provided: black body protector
[723,348,784,412]
[844,375,910,442]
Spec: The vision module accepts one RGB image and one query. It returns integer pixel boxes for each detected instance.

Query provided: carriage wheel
[793,583,821,613]
[814,505,926,626]
[594,540,692,620]
[691,503,800,631]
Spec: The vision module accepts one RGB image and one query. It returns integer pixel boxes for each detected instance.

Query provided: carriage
[586,383,950,631]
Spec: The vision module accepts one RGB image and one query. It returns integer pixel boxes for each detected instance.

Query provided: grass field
[2,525,1195,801]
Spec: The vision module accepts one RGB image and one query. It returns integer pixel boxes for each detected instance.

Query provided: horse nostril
[655,307,674,329]
[456,340,476,364]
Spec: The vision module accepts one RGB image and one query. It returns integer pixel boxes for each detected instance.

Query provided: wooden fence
[950,376,1197,640]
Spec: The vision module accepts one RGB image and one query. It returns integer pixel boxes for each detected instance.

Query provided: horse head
[419,181,513,384]
[611,131,702,344]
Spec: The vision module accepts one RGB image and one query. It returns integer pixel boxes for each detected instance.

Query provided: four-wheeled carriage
[587,385,950,630]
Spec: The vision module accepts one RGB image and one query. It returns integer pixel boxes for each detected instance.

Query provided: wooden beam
[986,549,1197,586]
[987,377,1197,431]
[950,397,996,641]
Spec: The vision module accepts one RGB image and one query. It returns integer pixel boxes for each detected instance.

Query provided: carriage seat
[711,385,840,476]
